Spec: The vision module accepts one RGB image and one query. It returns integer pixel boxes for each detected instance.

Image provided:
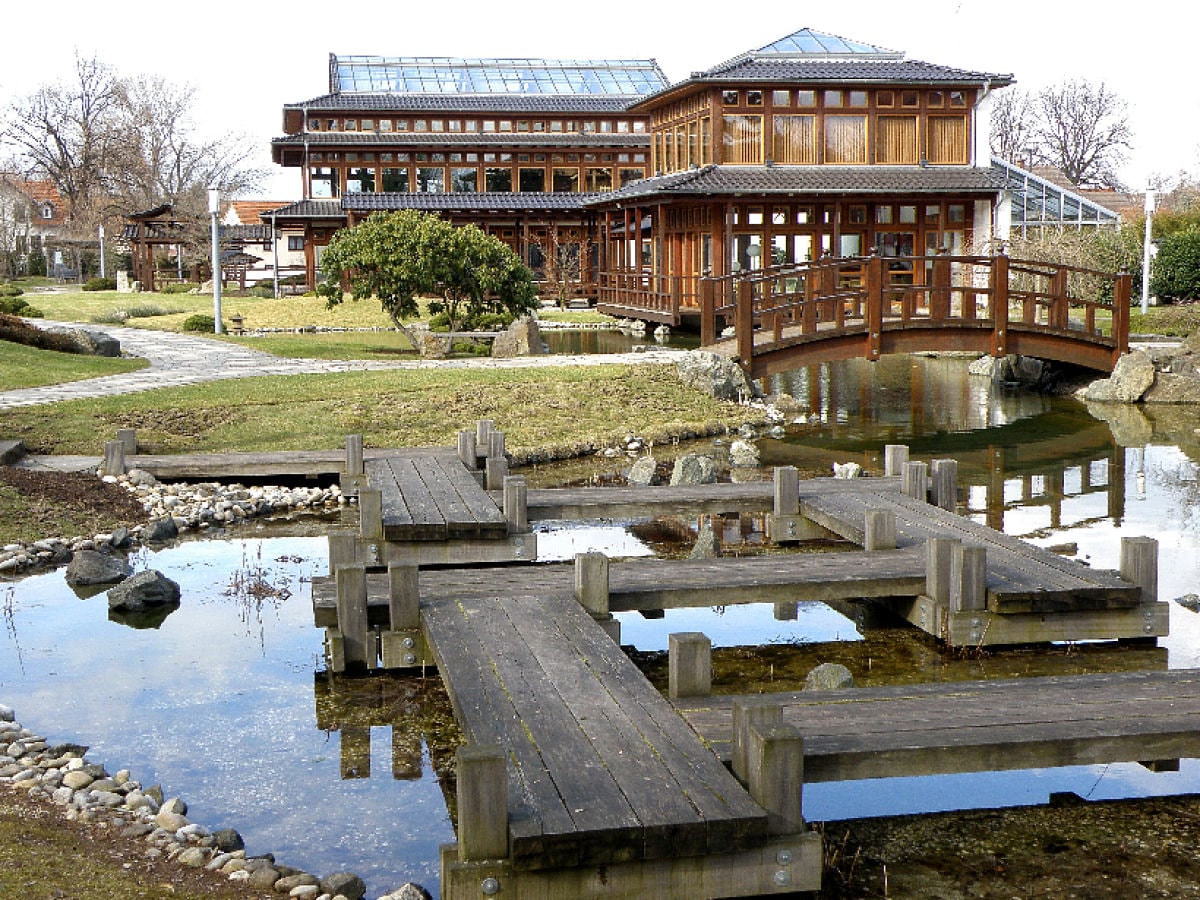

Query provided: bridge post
[1120,536,1158,603]
[737,277,754,369]
[902,460,928,501]
[387,562,420,630]
[101,440,126,477]
[774,466,799,516]
[732,699,783,783]
[335,563,371,669]
[1050,268,1069,329]
[669,632,712,699]
[456,745,509,862]
[503,476,528,533]
[456,430,477,470]
[700,278,716,346]
[991,254,1009,357]
[327,529,358,574]
[864,510,896,550]
[951,544,987,612]
[747,724,805,835]
[931,256,951,320]
[358,488,384,541]
[865,254,883,362]
[884,444,910,477]
[116,428,138,455]
[930,458,959,512]
[344,434,364,477]
[926,537,958,609]
[1113,272,1132,361]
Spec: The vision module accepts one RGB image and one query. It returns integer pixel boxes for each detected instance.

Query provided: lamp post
[98,225,105,279]
[208,185,223,334]
[1141,189,1156,316]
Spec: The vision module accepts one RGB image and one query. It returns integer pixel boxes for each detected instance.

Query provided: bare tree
[1031,79,1132,190]
[989,88,1036,167]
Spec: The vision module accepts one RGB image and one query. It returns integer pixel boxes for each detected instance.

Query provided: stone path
[0,323,683,410]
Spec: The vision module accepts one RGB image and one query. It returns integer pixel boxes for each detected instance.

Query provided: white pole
[271,212,280,300]
[208,186,223,334]
[1141,190,1155,316]
[98,225,105,278]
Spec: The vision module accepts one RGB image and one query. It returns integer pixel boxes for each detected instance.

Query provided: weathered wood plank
[441,456,508,531]
[383,457,447,540]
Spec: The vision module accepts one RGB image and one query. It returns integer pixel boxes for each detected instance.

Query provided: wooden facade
[271,30,1014,317]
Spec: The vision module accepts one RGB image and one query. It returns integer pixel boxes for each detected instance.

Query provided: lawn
[0,341,148,391]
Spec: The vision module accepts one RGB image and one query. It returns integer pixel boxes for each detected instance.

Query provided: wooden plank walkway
[673,670,1200,783]
[367,454,507,542]
[422,590,767,871]
[312,549,928,628]
[122,446,442,480]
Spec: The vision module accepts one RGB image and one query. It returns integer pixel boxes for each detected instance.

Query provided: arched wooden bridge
[697,254,1131,379]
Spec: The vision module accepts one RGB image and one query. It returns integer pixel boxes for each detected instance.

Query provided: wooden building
[269,29,1016,320]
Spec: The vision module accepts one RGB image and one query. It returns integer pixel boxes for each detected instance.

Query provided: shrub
[0,283,24,298]
[124,304,174,318]
[251,284,275,298]
[90,310,129,324]
[159,283,195,295]
[0,296,30,314]
[0,313,80,352]
[83,277,117,292]
[1151,229,1200,302]
[181,313,219,333]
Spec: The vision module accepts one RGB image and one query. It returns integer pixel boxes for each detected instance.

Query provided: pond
[3,353,1200,898]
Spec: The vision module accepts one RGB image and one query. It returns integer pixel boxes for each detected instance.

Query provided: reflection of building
[268,28,1024,314]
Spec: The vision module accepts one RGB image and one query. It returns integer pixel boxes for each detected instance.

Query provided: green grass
[0,342,148,391]
[225,330,417,359]
[1130,303,1200,337]
[0,364,751,459]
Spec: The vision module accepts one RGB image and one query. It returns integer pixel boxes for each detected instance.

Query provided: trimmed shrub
[160,283,195,295]
[83,277,117,292]
[181,313,219,333]
[125,304,174,318]
[0,313,81,352]
[1151,228,1200,302]
[0,283,24,298]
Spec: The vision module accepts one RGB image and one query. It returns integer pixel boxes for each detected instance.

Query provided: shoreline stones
[0,708,428,900]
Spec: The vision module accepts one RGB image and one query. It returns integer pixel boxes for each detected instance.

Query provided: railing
[699,254,1131,376]
[596,271,696,322]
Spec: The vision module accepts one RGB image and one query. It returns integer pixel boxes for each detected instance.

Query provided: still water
[3,354,1200,897]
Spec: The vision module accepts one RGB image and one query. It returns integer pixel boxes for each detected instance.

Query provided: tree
[990,79,1133,189]
[318,210,538,349]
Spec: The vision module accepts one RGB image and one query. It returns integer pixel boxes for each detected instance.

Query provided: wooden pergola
[121,204,192,292]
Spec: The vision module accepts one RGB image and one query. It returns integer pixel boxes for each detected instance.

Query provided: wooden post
[344,434,364,476]
[931,255,951,320]
[358,488,383,541]
[116,428,137,455]
[1113,272,1132,360]
[747,724,805,835]
[1120,536,1159,603]
[336,563,370,668]
[736,277,754,368]
[457,430,477,470]
[930,458,958,512]
[700,277,715,346]
[456,745,509,862]
[951,544,987,612]
[475,419,494,449]
[101,440,126,476]
[669,632,712,699]
[884,444,909,477]
[487,430,506,462]
[327,529,358,574]
[991,253,1009,357]
[864,510,896,551]
[503,476,528,533]
[864,254,883,361]
[485,456,509,491]
[926,537,958,608]
[388,562,419,630]
[774,465,800,516]
[574,552,609,617]
[902,460,928,501]
[732,700,782,784]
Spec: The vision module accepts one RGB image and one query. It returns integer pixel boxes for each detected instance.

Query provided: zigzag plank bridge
[693,253,1131,379]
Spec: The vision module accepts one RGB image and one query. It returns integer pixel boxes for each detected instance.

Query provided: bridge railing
[699,253,1131,372]
[597,271,695,320]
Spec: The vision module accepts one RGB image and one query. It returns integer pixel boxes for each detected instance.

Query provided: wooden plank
[417,456,479,537]
[384,457,447,540]
[440,456,508,531]
[366,458,413,532]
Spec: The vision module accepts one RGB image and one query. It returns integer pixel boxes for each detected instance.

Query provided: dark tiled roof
[588,164,1006,203]
[696,58,1012,85]
[342,191,596,213]
[272,132,649,149]
[287,93,640,114]
[264,200,346,220]
[220,224,273,242]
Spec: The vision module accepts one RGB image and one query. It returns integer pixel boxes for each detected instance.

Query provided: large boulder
[627,456,660,486]
[1144,372,1200,404]
[491,316,545,358]
[688,518,722,559]
[65,550,132,586]
[1076,350,1156,403]
[107,570,181,612]
[66,328,121,357]
[320,872,366,900]
[669,453,717,485]
[141,517,178,543]
[728,439,760,467]
[674,351,760,401]
[804,663,855,691]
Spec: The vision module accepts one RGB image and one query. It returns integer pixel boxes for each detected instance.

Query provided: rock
[246,866,282,890]
[626,456,659,486]
[320,872,366,900]
[141,517,179,543]
[109,526,132,549]
[966,355,998,377]
[804,663,855,691]
[126,468,160,487]
[160,796,187,816]
[382,885,434,900]
[276,873,320,892]
[212,827,245,852]
[107,570,181,612]
[674,350,761,401]
[491,316,545,358]
[728,439,760,467]
[177,847,209,867]
[1176,594,1200,612]
[1082,401,1154,446]
[65,549,131,586]
[66,328,121,357]
[417,332,449,359]
[1077,350,1156,403]
[0,705,12,722]
[832,462,863,479]
[669,453,717,486]
[62,770,94,790]
[994,355,1045,386]
[1143,372,1200,404]
[155,809,189,831]
[688,519,722,559]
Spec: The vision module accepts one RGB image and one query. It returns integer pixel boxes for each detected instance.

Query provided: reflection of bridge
[693,254,1130,378]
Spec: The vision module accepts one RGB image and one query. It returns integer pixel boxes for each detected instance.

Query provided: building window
[928,116,968,164]
[552,167,579,192]
[848,91,868,108]
[772,90,790,106]
[949,90,967,107]
[722,90,739,106]
[875,116,918,164]
[309,167,338,198]
[824,116,867,164]
[41,203,55,220]
[382,167,409,191]
[586,167,613,191]
[346,167,376,193]
[772,115,816,164]
[795,90,815,107]
[618,167,643,187]
[485,168,512,191]
[287,235,304,251]
[451,168,478,192]
[824,90,843,108]
[417,167,444,192]
[722,115,763,164]
[747,90,763,106]
[518,168,545,191]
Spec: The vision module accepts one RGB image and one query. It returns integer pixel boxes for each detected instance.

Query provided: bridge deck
[422,590,767,871]
[366,453,508,542]
[673,670,1200,783]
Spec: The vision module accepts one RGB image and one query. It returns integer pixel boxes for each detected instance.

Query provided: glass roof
[333,56,668,96]
[755,28,901,58]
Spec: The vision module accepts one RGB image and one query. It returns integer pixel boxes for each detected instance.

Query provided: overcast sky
[1,0,1189,201]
